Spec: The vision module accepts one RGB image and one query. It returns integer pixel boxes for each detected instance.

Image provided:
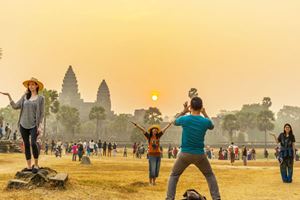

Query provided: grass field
[0,151,299,200]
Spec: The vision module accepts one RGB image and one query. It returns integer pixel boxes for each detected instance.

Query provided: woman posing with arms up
[130,120,175,186]
[270,123,296,183]
[0,77,45,173]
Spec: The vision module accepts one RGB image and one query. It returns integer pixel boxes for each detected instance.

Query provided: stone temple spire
[96,80,111,112]
[59,65,83,106]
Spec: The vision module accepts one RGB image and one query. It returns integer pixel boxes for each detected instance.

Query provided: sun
[152,95,158,101]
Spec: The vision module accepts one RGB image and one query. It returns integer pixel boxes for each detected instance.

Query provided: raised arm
[293,142,296,160]
[0,92,23,110]
[161,122,173,134]
[172,101,190,123]
[130,121,147,133]
[269,133,279,144]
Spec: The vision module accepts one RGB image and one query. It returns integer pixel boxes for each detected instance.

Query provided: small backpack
[182,189,207,200]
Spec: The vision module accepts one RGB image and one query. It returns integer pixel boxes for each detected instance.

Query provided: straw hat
[23,77,44,91]
[148,125,161,133]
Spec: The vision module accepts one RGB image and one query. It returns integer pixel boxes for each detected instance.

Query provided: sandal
[23,168,32,172]
[32,165,39,174]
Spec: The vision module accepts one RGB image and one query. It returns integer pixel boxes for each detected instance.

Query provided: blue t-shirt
[175,115,214,154]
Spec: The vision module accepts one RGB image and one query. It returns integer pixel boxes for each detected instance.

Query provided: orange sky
[1,1,300,117]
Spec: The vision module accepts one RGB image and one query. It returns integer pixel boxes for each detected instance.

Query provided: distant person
[172,147,178,159]
[123,145,128,157]
[0,78,45,173]
[44,140,49,155]
[130,120,173,186]
[264,149,269,160]
[72,143,78,161]
[98,140,103,157]
[51,139,55,155]
[89,140,95,156]
[103,141,107,156]
[133,142,137,158]
[242,146,247,166]
[13,130,17,140]
[138,144,145,159]
[168,144,173,159]
[108,142,112,157]
[270,123,296,183]
[113,142,117,157]
[251,148,256,160]
[165,97,221,200]
[218,147,224,160]
[228,143,235,165]
[78,142,84,161]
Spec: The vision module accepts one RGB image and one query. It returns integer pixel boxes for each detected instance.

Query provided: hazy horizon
[1,1,300,117]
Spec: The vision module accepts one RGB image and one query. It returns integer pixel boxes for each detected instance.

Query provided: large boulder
[7,167,68,190]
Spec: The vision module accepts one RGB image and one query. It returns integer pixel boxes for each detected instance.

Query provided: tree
[188,88,198,99]
[262,97,272,109]
[222,114,239,142]
[130,128,146,143]
[0,106,20,130]
[236,111,257,132]
[276,106,300,138]
[89,106,106,139]
[257,110,275,151]
[144,107,163,125]
[41,89,60,139]
[107,114,131,140]
[57,106,80,138]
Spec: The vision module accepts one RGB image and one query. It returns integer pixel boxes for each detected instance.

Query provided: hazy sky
[1,1,300,117]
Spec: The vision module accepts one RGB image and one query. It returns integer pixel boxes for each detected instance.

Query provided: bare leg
[26,159,32,169]
[34,159,39,167]
[153,178,156,185]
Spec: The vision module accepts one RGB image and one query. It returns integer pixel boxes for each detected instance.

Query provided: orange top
[144,131,163,157]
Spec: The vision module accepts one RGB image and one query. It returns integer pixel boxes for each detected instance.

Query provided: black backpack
[182,189,206,200]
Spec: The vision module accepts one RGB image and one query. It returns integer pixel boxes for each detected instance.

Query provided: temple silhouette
[59,66,113,120]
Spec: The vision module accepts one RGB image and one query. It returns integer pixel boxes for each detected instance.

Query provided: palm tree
[262,97,272,109]
[144,107,163,125]
[257,110,275,151]
[222,114,239,142]
[188,88,198,99]
[89,106,106,139]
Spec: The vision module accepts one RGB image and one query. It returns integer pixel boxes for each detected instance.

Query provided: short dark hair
[190,97,203,111]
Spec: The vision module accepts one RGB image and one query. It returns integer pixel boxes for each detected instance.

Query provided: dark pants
[20,125,39,160]
[280,157,294,183]
[166,153,221,200]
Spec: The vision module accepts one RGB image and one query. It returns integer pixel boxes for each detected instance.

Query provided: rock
[7,179,29,189]
[49,173,68,187]
[80,156,91,165]
[0,140,22,153]
[6,167,68,190]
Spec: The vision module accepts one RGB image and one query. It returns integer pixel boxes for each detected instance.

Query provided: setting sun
[152,95,158,101]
